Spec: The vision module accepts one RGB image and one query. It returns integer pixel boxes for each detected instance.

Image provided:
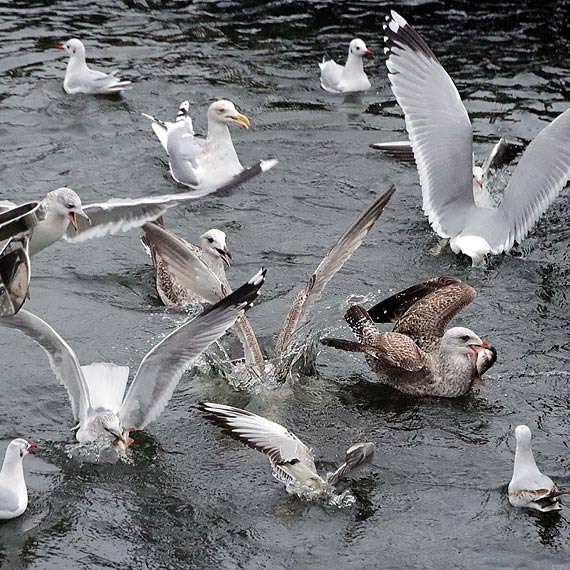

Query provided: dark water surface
[1,0,570,568]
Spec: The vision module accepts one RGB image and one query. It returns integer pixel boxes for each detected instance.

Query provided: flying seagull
[0,269,266,461]
[384,10,570,265]
[198,402,374,500]
[321,276,496,397]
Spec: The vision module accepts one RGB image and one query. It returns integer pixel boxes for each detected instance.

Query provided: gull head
[57,38,86,59]
[208,100,250,129]
[442,326,485,358]
[515,425,532,446]
[201,229,232,266]
[45,187,91,230]
[6,438,36,461]
[99,411,129,446]
[472,165,484,189]
[349,38,372,57]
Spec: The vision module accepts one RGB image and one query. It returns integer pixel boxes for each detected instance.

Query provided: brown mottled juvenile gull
[384,11,570,265]
[0,439,36,520]
[197,402,374,500]
[321,276,496,397]
[508,425,564,512]
[0,269,266,462]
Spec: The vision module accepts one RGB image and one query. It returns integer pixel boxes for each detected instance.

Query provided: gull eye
[460,335,470,342]
[19,450,24,458]
[66,203,74,209]
[207,237,214,243]
[218,108,225,114]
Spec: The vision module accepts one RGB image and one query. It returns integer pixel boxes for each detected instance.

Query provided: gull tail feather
[320,337,371,354]
[81,362,129,414]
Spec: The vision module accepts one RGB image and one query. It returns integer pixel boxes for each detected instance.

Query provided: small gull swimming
[143,99,260,191]
[508,425,564,512]
[198,402,374,502]
[141,222,266,380]
[319,38,373,93]
[384,10,570,265]
[0,269,266,462]
[0,439,36,520]
[321,276,496,397]
[58,38,131,95]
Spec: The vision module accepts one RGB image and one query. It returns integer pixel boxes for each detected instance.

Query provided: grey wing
[275,185,395,355]
[119,269,266,431]
[141,223,224,303]
[481,136,525,176]
[0,309,89,422]
[384,11,475,237]
[367,276,465,323]
[141,112,171,152]
[392,280,477,347]
[369,141,416,163]
[0,487,20,514]
[492,107,570,252]
[197,402,317,472]
[327,442,375,486]
[233,316,266,378]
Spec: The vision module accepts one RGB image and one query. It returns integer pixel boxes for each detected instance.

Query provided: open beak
[216,247,233,267]
[68,210,91,231]
[364,49,373,56]
[28,443,37,454]
[57,44,65,50]
[231,113,250,129]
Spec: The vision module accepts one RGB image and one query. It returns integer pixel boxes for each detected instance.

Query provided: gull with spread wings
[0,269,266,462]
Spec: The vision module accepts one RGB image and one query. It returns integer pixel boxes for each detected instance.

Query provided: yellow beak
[231,112,250,129]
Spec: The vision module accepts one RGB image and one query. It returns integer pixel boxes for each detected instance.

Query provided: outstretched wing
[0,310,90,422]
[119,269,266,431]
[197,402,316,472]
[275,185,395,355]
[369,141,416,163]
[384,10,475,237]
[327,442,375,486]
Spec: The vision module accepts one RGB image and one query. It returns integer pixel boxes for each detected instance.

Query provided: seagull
[384,11,570,265]
[58,38,131,95]
[369,137,525,208]
[146,185,396,382]
[143,100,258,190]
[197,402,374,500]
[321,276,497,397]
[0,269,267,461]
[0,160,277,258]
[319,39,373,93]
[508,425,564,512]
[0,439,36,520]
[141,222,266,381]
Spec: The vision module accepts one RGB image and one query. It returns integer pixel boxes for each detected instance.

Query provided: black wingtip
[384,10,437,63]
[213,159,278,195]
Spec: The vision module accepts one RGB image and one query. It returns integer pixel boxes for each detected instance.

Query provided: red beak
[364,49,372,56]
[481,340,488,348]
[57,44,65,50]
[28,443,37,454]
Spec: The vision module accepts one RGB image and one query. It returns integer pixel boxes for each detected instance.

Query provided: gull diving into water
[322,276,496,397]
[143,185,396,383]
[58,38,131,95]
[198,402,374,501]
[319,39,373,93]
[0,439,36,520]
[384,11,570,265]
[142,100,272,191]
[141,222,266,380]
[0,269,267,461]
[0,158,276,258]
[508,425,564,512]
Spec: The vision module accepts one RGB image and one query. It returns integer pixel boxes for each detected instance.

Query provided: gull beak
[68,210,91,231]
[364,49,373,56]
[231,113,250,129]
[475,178,483,189]
[56,44,65,50]
[216,247,233,267]
[27,443,37,454]
[481,340,488,348]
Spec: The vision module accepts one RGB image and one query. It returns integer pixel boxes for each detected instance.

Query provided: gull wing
[275,185,395,356]
[142,101,190,153]
[492,107,570,252]
[63,159,278,243]
[326,442,375,486]
[481,136,525,176]
[384,11,475,237]
[369,141,416,163]
[0,309,90,422]
[119,269,266,431]
[197,402,317,472]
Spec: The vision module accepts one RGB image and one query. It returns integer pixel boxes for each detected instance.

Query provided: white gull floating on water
[384,10,570,265]
[58,38,131,95]
[143,100,263,191]
[319,38,372,94]
[198,402,374,502]
[0,439,35,520]
[0,270,266,462]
